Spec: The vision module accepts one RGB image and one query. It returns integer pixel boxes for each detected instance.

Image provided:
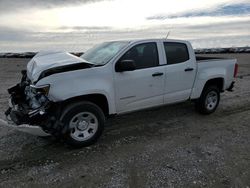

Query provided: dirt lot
[0,54,250,187]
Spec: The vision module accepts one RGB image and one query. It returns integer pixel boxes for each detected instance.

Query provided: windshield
[80,41,129,65]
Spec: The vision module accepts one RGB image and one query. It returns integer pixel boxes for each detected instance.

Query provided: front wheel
[195,85,220,114]
[60,101,105,147]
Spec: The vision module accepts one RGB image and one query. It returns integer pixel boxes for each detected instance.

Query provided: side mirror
[115,60,136,72]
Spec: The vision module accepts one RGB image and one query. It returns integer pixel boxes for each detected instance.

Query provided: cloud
[147,3,250,20]
[1,15,249,52]
[57,26,112,31]
[0,27,31,41]
[0,0,108,14]
[1,0,249,31]
[0,0,249,51]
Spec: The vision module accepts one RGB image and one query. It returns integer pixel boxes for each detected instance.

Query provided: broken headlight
[30,84,50,96]
[25,84,50,109]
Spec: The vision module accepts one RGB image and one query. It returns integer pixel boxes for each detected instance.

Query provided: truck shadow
[0,101,196,164]
[102,101,195,142]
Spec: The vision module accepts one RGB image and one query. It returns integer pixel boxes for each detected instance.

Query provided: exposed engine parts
[5,71,50,125]
[4,70,70,138]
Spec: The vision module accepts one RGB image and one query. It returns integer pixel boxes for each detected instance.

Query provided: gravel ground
[0,54,249,187]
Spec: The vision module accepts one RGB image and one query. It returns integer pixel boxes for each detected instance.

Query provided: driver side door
[114,42,165,113]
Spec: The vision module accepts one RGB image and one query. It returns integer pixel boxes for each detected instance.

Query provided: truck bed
[194,57,237,95]
[195,55,229,62]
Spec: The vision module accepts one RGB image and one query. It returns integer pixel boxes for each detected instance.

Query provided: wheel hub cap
[77,120,88,131]
[206,91,218,110]
[69,112,98,142]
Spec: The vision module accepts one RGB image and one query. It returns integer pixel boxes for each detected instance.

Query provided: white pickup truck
[3,39,238,147]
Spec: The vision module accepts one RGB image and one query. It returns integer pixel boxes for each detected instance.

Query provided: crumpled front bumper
[4,95,50,137]
[3,71,52,137]
[0,118,50,137]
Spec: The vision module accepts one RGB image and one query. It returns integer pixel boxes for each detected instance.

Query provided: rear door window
[164,42,189,65]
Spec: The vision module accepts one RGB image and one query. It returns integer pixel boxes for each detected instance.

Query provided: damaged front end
[4,70,53,136]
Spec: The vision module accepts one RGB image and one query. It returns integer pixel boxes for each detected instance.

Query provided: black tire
[195,85,220,114]
[60,101,105,148]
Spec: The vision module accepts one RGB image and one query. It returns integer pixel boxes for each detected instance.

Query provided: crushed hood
[27,51,92,82]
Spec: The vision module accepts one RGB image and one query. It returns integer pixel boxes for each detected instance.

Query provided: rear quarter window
[164,42,190,65]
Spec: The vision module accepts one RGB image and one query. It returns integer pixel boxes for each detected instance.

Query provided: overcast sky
[0,0,249,52]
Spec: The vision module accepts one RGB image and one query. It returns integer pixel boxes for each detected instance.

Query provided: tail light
[234,63,238,78]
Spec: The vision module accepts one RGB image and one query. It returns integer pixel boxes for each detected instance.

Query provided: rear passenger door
[163,42,196,103]
[114,42,165,113]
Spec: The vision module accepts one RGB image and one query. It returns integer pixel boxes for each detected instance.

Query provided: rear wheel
[60,101,105,147]
[195,85,220,114]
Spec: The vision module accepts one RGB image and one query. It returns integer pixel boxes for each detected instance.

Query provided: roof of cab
[113,38,189,44]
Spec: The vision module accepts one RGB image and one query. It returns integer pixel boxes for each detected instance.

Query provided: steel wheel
[205,91,218,111]
[195,85,220,114]
[69,112,98,142]
[60,101,105,147]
